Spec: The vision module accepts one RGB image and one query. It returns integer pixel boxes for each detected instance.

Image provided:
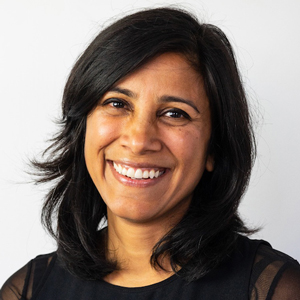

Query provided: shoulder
[249,241,300,299]
[0,252,56,300]
[0,263,29,300]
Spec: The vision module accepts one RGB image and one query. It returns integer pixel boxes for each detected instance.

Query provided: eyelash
[101,98,191,120]
[161,108,191,120]
[102,98,129,109]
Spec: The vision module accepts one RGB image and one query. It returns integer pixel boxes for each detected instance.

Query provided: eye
[99,97,131,116]
[163,108,191,120]
[102,98,127,109]
[159,108,192,126]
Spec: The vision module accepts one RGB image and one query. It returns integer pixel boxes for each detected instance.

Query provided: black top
[1,236,300,299]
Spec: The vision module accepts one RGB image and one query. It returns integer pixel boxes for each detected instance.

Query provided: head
[39,7,255,280]
[61,6,254,217]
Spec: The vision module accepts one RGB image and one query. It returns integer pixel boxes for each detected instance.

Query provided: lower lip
[108,161,167,188]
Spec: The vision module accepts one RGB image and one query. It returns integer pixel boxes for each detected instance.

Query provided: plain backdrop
[1,0,300,284]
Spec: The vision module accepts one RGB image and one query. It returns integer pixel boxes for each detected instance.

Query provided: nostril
[120,122,162,154]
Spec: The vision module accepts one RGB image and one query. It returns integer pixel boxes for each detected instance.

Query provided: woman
[1,7,300,300]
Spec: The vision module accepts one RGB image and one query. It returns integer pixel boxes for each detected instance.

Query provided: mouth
[112,161,165,180]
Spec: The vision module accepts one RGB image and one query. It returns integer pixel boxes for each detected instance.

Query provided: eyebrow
[159,96,200,114]
[108,87,200,114]
[109,87,136,98]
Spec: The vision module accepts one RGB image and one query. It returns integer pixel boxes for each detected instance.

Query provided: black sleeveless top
[1,236,300,300]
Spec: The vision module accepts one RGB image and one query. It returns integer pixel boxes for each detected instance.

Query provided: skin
[85,52,213,286]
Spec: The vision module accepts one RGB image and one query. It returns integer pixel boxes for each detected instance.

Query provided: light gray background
[1,0,299,284]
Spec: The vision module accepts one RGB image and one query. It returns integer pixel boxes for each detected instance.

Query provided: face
[85,52,213,227]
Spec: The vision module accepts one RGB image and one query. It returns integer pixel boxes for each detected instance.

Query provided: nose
[120,115,162,154]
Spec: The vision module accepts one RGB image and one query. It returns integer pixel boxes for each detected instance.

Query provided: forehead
[132,52,199,77]
[113,53,205,98]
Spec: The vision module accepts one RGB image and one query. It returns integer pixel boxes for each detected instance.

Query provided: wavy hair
[33,7,256,281]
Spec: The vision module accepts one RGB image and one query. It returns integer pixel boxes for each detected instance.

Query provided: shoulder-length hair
[33,7,256,282]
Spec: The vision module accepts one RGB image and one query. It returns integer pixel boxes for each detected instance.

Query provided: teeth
[134,169,143,179]
[149,170,155,179]
[113,162,164,180]
[122,167,127,176]
[128,168,135,178]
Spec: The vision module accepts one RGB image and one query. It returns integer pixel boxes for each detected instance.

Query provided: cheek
[84,116,120,183]
[85,116,119,154]
[165,127,208,164]
[166,127,211,190]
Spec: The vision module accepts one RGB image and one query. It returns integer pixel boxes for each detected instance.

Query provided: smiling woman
[1,7,300,300]
[85,53,213,226]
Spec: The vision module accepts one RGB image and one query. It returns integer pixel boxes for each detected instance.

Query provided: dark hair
[33,7,256,282]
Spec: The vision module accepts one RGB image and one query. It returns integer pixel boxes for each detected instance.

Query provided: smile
[113,162,165,180]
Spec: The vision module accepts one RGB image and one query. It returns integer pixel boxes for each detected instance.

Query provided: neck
[103,210,176,287]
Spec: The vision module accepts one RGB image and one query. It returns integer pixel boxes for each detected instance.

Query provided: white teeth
[127,168,135,178]
[149,170,155,179]
[142,170,149,178]
[113,162,119,172]
[118,164,122,173]
[113,162,164,180]
[122,168,127,176]
[134,169,143,179]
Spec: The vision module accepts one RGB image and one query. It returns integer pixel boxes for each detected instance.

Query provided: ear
[205,154,214,172]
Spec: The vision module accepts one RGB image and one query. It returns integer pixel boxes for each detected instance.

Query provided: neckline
[99,272,180,292]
